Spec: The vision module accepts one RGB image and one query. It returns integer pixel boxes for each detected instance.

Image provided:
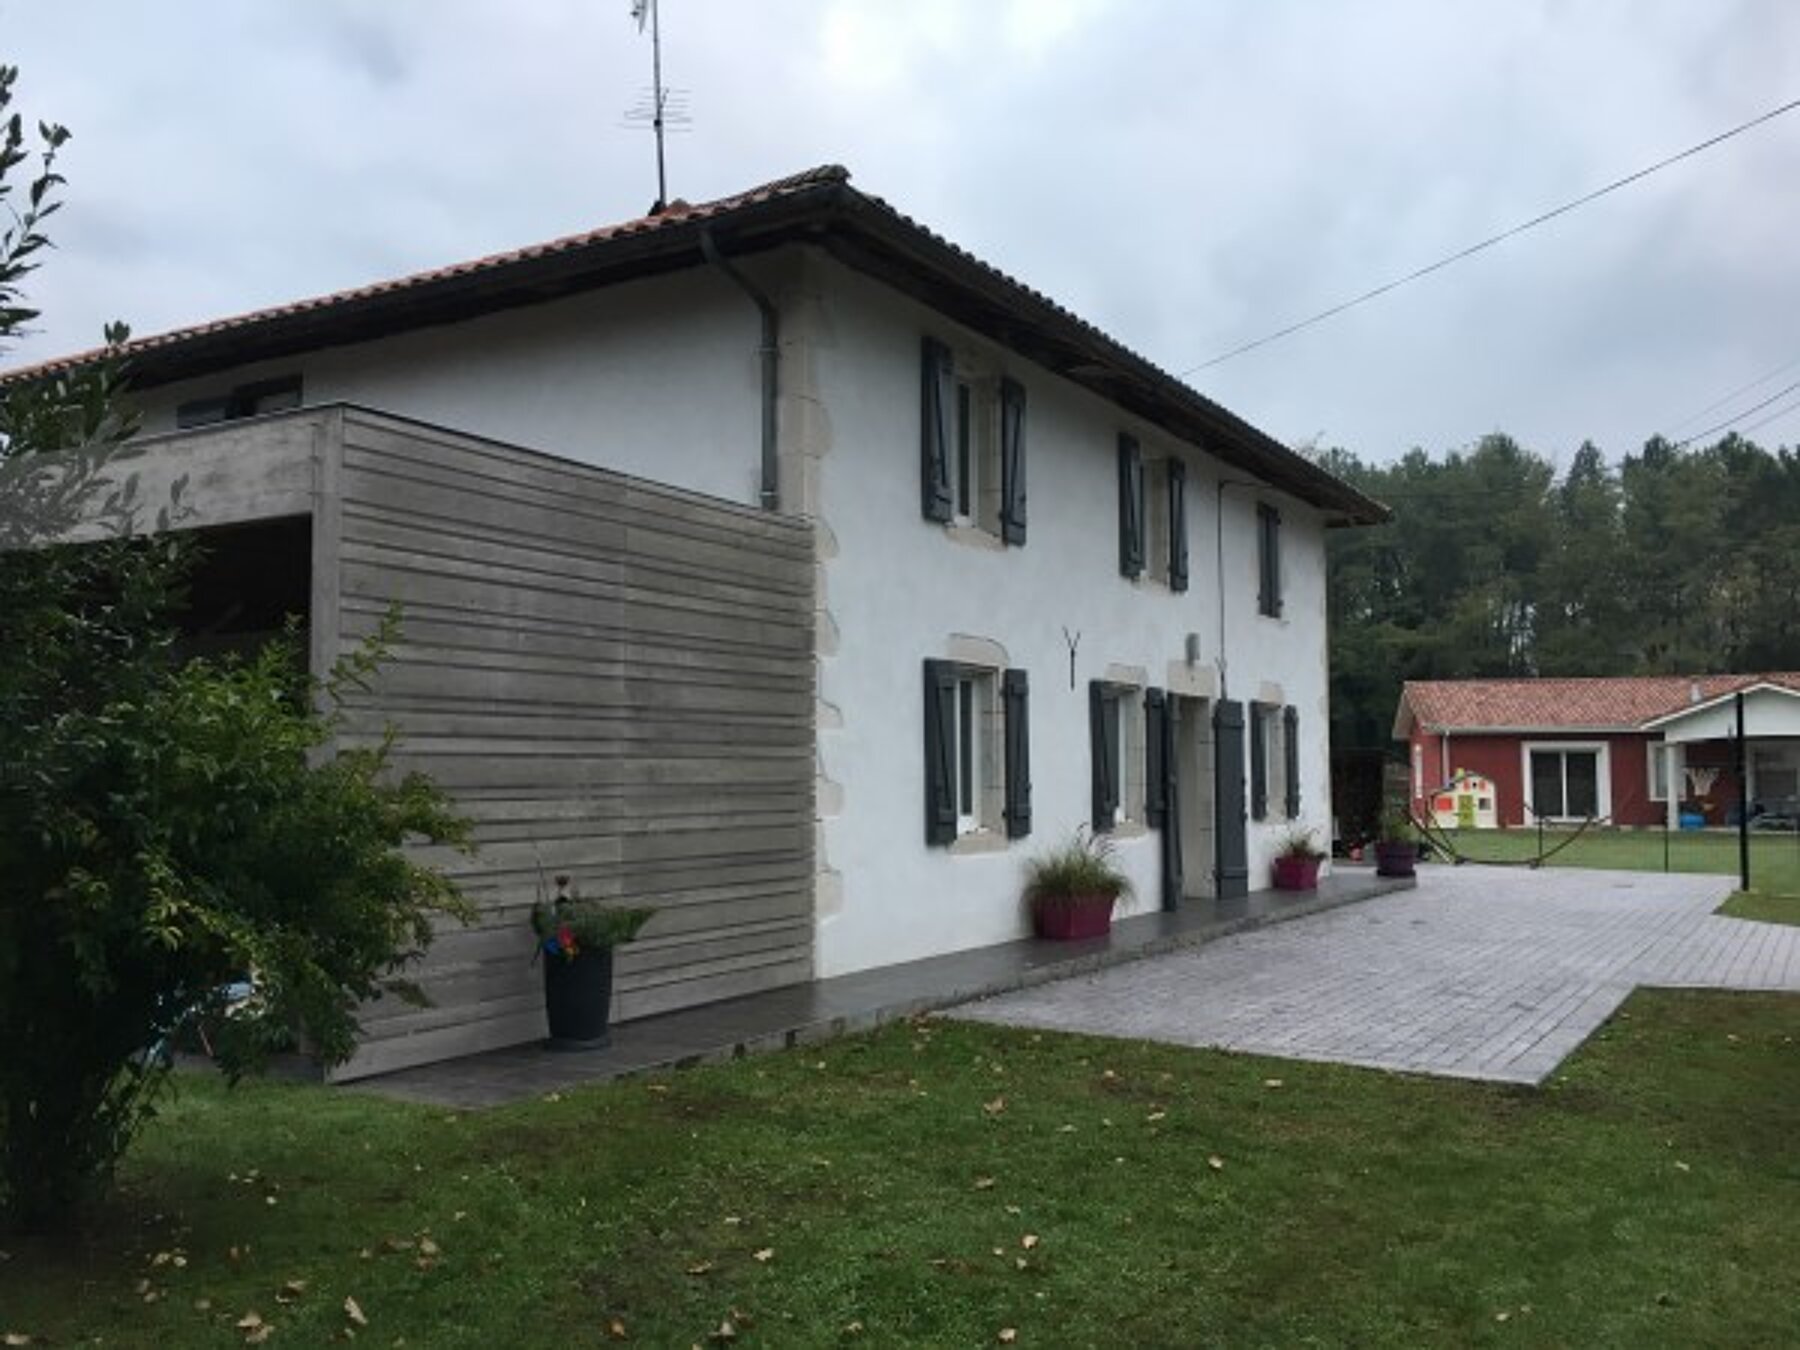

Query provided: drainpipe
[699,227,780,512]
[1214,478,1258,700]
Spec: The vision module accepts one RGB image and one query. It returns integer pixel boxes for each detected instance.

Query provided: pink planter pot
[1032,893,1116,940]
[1272,855,1322,890]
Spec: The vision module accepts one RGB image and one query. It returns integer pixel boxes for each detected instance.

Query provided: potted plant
[532,876,653,1050]
[1272,826,1326,890]
[1374,806,1419,878]
[1023,829,1132,940]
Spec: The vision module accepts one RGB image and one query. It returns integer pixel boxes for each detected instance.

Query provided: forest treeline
[1322,433,1800,752]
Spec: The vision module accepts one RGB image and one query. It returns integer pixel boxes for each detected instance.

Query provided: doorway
[1173,695,1217,900]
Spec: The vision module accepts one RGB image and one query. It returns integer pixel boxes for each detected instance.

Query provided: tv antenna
[626,0,689,212]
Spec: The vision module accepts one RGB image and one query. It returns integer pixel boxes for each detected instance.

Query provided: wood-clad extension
[73,405,816,1081]
[324,409,815,1078]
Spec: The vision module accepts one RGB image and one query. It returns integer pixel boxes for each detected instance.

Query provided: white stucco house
[5,165,1388,1076]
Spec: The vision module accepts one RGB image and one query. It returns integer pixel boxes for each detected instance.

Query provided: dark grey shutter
[1160,698,1183,910]
[1118,434,1144,577]
[1213,699,1249,898]
[999,377,1027,546]
[1167,459,1188,593]
[921,338,954,522]
[923,659,958,844]
[1144,688,1167,828]
[1089,680,1119,832]
[1258,503,1282,616]
[1284,704,1301,818]
[1002,668,1032,839]
[1249,703,1269,821]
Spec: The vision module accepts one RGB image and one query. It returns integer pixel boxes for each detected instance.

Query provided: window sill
[1105,821,1149,841]
[949,830,1008,856]
[945,523,1006,552]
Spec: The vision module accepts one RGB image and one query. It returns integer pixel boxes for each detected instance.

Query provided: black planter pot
[1375,841,1418,879]
[542,947,616,1050]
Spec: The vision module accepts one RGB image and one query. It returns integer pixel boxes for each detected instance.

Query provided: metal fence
[1425,818,1800,893]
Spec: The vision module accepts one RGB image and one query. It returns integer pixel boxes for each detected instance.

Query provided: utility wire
[1734,391,1800,438]
[1664,352,1800,433]
[1673,377,1800,448]
[1181,95,1800,375]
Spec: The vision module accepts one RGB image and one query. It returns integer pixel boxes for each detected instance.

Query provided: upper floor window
[175,375,303,430]
[1117,434,1144,578]
[1256,502,1283,618]
[922,337,1025,545]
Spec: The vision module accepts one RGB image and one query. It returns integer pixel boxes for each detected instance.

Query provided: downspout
[699,227,780,512]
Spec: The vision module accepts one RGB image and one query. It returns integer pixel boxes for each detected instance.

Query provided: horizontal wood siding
[327,410,814,1079]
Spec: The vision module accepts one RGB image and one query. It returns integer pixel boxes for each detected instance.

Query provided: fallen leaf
[712,1320,737,1342]
[722,1215,742,1226]
[542,1093,562,1103]
[276,1279,307,1304]
[1146,1111,1167,1122]
[345,1296,368,1327]
[973,1177,996,1191]
[753,1248,774,1263]
[244,1328,273,1347]
[1495,1311,1511,1323]
[381,1237,415,1254]
[2,1335,30,1347]
[646,1083,670,1094]
[843,1320,864,1335]
[417,1236,440,1257]
[195,1299,213,1312]
[1207,1155,1225,1171]
[983,1097,1007,1116]
[1020,1234,1039,1250]
[1674,1161,1691,1173]
[607,1317,628,1340]
[1015,1256,1029,1271]
[686,1260,715,1276]
[1263,1078,1284,1089]
[1057,1124,1077,1134]
[998,1331,1018,1344]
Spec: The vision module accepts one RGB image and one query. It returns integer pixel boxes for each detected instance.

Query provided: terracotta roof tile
[1399,673,1800,733]
[2,165,851,385]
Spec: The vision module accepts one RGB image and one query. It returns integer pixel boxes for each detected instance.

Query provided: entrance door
[1174,696,1216,900]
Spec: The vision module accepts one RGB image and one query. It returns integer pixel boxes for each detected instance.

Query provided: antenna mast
[628,0,685,212]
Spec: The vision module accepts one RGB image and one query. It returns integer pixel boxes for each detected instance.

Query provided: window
[921,338,1026,544]
[1753,746,1798,806]
[924,659,1030,845]
[1647,743,1671,801]
[1524,744,1606,821]
[1167,458,1188,592]
[1089,681,1144,830]
[1255,703,1298,819]
[1139,456,1188,590]
[1118,435,1145,577]
[175,375,302,429]
[1256,502,1282,618]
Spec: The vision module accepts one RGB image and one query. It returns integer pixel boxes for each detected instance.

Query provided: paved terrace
[952,865,1799,1084]
[355,869,1411,1108]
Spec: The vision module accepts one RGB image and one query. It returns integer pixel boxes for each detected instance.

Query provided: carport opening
[174,515,312,668]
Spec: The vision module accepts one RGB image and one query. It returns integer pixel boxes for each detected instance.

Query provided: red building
[1393,674,1800,828]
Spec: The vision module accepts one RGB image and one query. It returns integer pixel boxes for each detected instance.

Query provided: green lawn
[1717,891,1800,926]
[1435,825,1800,895]
[3,989,1797,1347]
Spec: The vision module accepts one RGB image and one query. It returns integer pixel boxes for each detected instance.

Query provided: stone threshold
[352,867,1415,1109]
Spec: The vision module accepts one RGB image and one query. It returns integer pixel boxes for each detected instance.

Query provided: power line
[1181,95,1800,375]
[1664,352,1800,433]
[1735,391,1800,438]
[1673,377,1800,448]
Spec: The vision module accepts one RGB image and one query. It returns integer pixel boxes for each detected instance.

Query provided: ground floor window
[1527,745,1603,821]
[1753,744,1799,808]
[1647,742,1671,801]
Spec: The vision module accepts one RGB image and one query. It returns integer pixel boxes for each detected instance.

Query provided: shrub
[1023,828,1133,913]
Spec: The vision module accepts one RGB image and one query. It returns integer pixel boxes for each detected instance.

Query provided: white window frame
[1521,740,1611,823]
[1267,708,1290,819]
[1646,741,1670,802]
[952,669,1001,837]
[949,364,1000,535]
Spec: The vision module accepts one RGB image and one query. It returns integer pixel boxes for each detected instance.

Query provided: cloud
[3,0,1797,459]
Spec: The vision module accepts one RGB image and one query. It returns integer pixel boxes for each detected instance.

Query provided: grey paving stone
[949,864,1798,1084]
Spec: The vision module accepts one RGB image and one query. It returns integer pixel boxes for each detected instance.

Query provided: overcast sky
[4,0,1797,466]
